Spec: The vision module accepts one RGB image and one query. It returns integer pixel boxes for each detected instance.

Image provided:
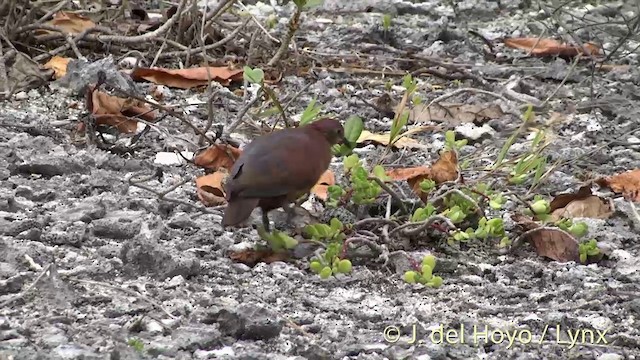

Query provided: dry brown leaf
[596,169,640,202]
[527,228,580,263]
[357,130,422,149]
[408,103,504,125]
[193,144,242,171]
[549,185,612,220]
[310,170,335,200]
[130,66,244,88]
[36,12,95,35]
[513,214,580,263]
[386,150,459,201]
[87,88,157,133]
[551,197,612,220]
[229,248,290,266]
[503,37,600,57]
[195,171,228,206]
[42,56,70,79]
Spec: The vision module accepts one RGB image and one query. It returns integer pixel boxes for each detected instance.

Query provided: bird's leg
[295,192,310,207]
[261,210,271,232]
[283,203,296,224]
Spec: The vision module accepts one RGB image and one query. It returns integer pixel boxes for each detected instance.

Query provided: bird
[222,118,347,232]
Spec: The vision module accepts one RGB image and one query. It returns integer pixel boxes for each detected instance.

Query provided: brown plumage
[222,118,347,231]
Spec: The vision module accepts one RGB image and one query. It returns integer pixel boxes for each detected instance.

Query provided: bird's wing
[228,131,329,198]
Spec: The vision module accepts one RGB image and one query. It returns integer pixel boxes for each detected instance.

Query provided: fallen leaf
[429,151,460,184]
[386,150,459,201]
[549,185,612,220]
[36,12,95,35]
[527,227,580,262]
[503,37,600,57]
[310,170,335,200]
[513,214,583,263]
[196,171,228,206]
[131,66,244,88]
[86,86,157,133]
[408,103,504,125]
[357,130,423,149]
[193,144,242,171]
[229,248,290,266]
[596,169,640,202]
[42,56,71,79]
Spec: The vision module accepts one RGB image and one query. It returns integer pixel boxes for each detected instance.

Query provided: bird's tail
[222,198,259,227]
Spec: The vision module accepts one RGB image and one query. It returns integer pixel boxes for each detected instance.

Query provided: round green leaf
[337,259,352,273]
[310,261,323,273]
[319,266,333,279]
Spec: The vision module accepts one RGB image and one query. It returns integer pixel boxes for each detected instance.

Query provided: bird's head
[307,118,348,145]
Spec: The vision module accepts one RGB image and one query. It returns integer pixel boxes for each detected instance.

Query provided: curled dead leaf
[86,86,157,133]
[228,248,290,266]
[131,66,243,88]
[193,144,242,171]
[409,103,504,125]
[35,12,95,35]
[42,56,70,79]
[549,185,612,221]
[596,169,640,202]
[195,171,228,206]
[513,214,580,262]
[310,170,335,200]
[503,37,600,57]
[386,150,459,201]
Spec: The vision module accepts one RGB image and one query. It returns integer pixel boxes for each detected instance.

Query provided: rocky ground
[1,0,640,359]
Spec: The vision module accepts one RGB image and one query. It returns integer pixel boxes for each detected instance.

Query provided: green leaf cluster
[578,239,600,264]
[411,203,436,222]
[403,255,443,287]
[450,216,507,245]
[304,218,346,242]
[444,130,467,151]
[258,227,298,251]
[343,154,382,205]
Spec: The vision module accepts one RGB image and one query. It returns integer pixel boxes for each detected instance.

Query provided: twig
[12,0,70,35]
[368,176,409,215]
[225,88,262,135]
[541,54,581,107]
[381,196,392,244]
[199,2,219,145]
[204,0,236,22]
[343,237,384,258]
[71,279,178,320]
[424,87,510,112]
[127,173,224,215]
[159,17,250,60]
[429,188,484,218]
[65,34,84,60]
[388,215,455,238]
[0,39,8,99]
[352,218,399,229]
[267,5,301,66]
[0,264,53,308]
[236,1,280,43]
